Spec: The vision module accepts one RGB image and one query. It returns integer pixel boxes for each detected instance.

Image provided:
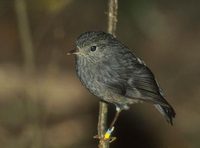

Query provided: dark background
[0,0,199,147]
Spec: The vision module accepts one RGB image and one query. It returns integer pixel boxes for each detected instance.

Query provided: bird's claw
[93,127,116,143]
[93,135,116,143]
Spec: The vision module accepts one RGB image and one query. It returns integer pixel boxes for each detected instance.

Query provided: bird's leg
[94,107,122,142]
[109,107,121,129]
[103,107,121,142]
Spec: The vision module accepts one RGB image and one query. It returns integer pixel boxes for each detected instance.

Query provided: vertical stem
[98,102,109,148]
[15,0,35,72]
[107,0,118,35]
[97,0,118,148]
[15,1,44,147]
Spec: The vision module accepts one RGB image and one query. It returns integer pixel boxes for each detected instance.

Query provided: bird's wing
[96,50,137,97]
[125,63,169,106]
[98,49,169,106]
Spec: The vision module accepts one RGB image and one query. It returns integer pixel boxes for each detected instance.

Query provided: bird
[67,31,175,137]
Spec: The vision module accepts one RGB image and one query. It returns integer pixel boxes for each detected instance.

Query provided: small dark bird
[68,31,175,130]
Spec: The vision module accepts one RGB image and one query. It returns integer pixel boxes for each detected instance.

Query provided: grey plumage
[73,31,175,124]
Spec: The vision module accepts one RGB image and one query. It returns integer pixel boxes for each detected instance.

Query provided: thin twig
[98,102,109,148]
[107,0,118,36]
[15,0,35,72]
[97,0,118,147]
[15,0,44,147]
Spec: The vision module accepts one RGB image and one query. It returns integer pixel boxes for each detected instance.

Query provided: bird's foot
[93,127,116,143]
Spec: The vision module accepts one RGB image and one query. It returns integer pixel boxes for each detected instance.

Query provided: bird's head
[67,31,121,62]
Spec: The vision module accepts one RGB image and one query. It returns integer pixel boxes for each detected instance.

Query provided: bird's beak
[67,48,79,55]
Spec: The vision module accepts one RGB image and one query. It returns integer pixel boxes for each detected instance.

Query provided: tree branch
[97,0,118,147]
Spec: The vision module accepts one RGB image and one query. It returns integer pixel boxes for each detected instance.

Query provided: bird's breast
[75,57,104,98]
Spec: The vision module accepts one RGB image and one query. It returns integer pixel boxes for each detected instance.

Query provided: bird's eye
[90,46,96,52]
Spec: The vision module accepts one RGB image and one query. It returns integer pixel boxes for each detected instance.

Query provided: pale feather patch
[137,57,146,66]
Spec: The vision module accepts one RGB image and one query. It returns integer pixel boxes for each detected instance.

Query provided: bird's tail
[154,103,176,125]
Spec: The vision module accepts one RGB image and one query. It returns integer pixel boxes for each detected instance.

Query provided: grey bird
[68,31,175,129]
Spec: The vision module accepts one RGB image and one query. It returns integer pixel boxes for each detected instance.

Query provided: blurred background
[0,0,199,147]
